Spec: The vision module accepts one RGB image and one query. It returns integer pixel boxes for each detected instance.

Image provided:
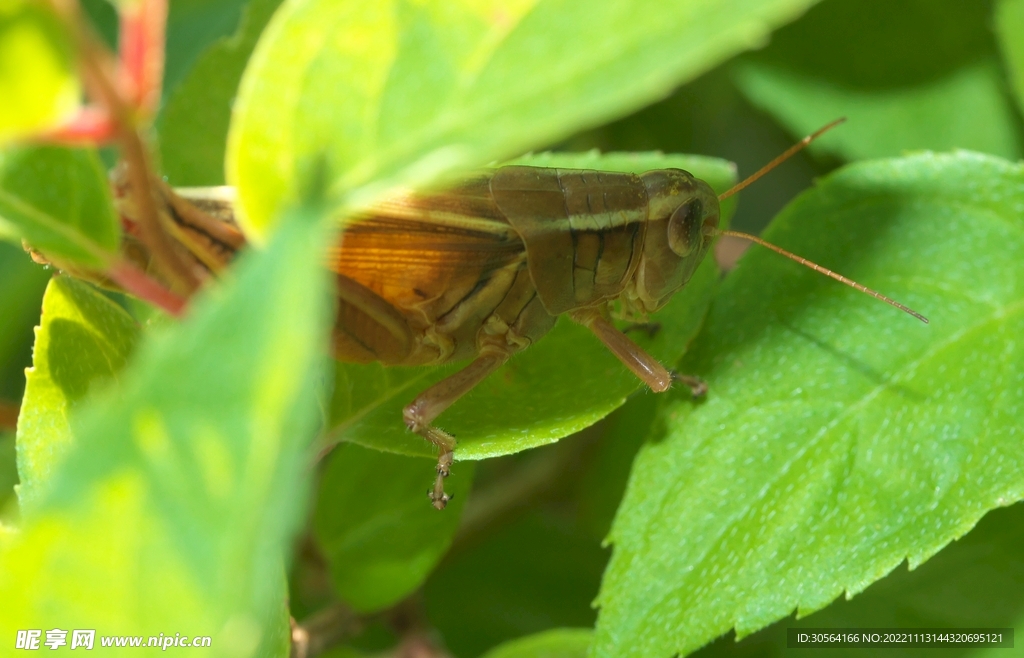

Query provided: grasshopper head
[633,169,720,312]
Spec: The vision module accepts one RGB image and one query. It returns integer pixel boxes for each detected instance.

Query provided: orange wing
[327,178,527,327]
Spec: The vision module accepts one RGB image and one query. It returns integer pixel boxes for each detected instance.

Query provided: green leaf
[0,146,121,268]
[160,0,283,186]
[79,0,117,48]
[481,628,592,658]
[0,243,49,402]
[0,432,16,513]
[575,393,658,542]
[735,61,1021,163]
[325,153,735,461]
[16,276,139,512]
[996,0,1024,116]
[693,502,1024,657]
[595,151,1024,657]
[313,442,474,613]
[163,0,253,96]
[0,207,333,654]
[0,1,78,143]
[733,0,1021,161]
[226,0,820,237]
[426,506,607,658]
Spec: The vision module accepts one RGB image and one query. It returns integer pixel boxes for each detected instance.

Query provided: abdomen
[490,166,649,315]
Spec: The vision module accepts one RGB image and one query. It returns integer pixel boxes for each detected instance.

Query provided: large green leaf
[481,629,592,658]
[16,276,139,512]
[0,146,121,269]
[226,0,820,237]
[0,207,333,655]
[313,442,474,613]
[161,0,283,186]
[733,0,1021,162]
[0,1,78,143]
[325,153,735,461]
[996,0,1024,116]
[690,502,1024,658]
[594,152,1024,657]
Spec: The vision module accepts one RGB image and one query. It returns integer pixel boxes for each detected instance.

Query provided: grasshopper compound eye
[667,199,703,258]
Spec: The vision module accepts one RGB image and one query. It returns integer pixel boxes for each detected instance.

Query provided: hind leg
[403,349,510,509]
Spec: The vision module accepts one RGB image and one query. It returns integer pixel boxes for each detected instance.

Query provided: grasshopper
[113,120,926,509]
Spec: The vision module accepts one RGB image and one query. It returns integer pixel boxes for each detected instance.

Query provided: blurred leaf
[0,432,16,513]
[0,243,49,402]
[733,0,1021,161]
[326,153,734,461]
[313,443,474,613]
[0,207,333,655]
[691,502,1024,658]
[16,276,139,512]
[996,0,1024,115]
[0,1,78,143]
[425,508,606,658]
[735,60,1020,162]
[79,0,117,48]
[744,0,994,86]
[575,393,657,542]
[481,628,592,658]
[164,0,253,96]
[595,152,1024,657]
[161,0,282,186]
[318,648,376,658]
[226,0,820,237]
[0,146,121,268]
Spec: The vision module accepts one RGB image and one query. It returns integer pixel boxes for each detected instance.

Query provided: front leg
[403,350,509,509]
[570,307,706,397]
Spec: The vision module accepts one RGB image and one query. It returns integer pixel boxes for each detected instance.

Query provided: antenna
[718,117,846,202]
[715,118,928,324]
[717,229,927,323]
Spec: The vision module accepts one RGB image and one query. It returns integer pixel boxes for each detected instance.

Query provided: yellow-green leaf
[226,0,820,238]
[16,276,139,512]
[0,1,78,143]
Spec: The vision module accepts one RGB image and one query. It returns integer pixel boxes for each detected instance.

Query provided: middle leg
[403,348,510,509]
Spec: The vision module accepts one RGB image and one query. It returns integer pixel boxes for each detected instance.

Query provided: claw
[671,371,708,398]
[429,492,452,510]
[429,474,453,510]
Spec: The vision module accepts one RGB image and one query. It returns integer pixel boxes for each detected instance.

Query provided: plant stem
[0,400,19,431]
[118,0,166,115]
[290,604,361,658]
[51,0,201,296]
[105,262,187,318]
[385,596,452,658]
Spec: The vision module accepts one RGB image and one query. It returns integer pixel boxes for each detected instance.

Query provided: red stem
[119,0,166,116]
[106,260,187,318]
[0,400,19,431]
[41,106,118,145]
